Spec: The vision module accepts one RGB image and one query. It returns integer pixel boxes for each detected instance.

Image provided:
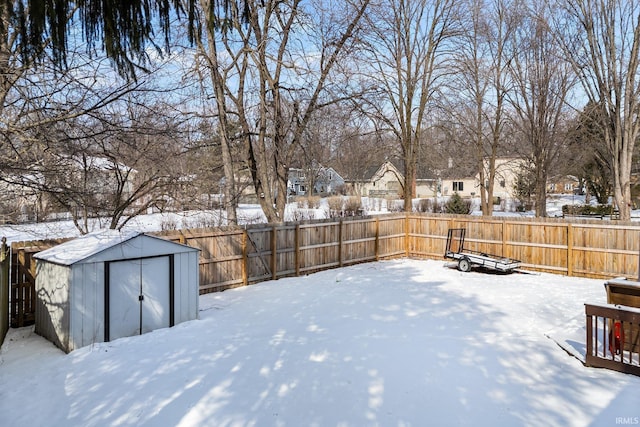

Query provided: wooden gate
[0,237,9,345]
[10,240,67,328]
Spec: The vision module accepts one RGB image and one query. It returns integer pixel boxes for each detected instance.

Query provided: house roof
[346,158,438,182]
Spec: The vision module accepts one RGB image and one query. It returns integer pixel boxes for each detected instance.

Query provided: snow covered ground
[1,259,639,427]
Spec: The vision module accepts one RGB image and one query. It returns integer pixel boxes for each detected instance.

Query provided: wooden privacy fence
[151,213,640,294]
[407,215,640,278]
[6,213,640,330]
[0,238,9,346]
[154,215,407,293]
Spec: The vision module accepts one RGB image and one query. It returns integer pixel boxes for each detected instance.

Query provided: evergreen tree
[1,0,247,79]
[444,193,472,214]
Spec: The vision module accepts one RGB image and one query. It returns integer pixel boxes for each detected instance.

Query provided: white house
[485,157,526,202]
[346,161,407,197]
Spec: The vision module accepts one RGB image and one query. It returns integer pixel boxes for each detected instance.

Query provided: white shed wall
[174,251,199,324]
[35,263,70,351]
[69,262,104,352]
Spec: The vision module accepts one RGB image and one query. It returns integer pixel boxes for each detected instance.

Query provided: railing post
[585,304,593,366]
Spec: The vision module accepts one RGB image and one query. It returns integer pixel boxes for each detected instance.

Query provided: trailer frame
[444,228,521,273]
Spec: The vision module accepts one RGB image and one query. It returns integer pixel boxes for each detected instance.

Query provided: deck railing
[585,303,640,376]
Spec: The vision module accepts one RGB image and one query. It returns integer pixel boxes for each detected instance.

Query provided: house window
[453,181,464,192]
[564,183,573,191]
[500,180,506,188]
[549,183,556,192]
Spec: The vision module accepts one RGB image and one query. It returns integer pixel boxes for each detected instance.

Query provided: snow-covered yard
[1,259,639,426]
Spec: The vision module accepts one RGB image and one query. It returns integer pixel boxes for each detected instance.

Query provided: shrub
[327,196,344,217]
[306,196,321,209]
[161,218,178,230]
[416,199,428,212]
[444,193,472,214]
[343,196,363,216]
[326,196,362,217]
[289,209,316,222]
[562,204,613,216]
[386,199,403,212]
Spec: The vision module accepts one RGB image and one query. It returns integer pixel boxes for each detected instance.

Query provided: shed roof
[34,229,195,266]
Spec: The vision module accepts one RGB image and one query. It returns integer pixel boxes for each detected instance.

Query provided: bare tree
[445,0,519,215]
[360,0,456,211]
[196,0,370,223]
[192,0,240,225]
[1,45,192,233]
[554,0,640,220]
[508,2,575,217]
[447,0,491,213]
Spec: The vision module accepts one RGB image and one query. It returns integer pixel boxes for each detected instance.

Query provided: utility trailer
[444,228,521,273]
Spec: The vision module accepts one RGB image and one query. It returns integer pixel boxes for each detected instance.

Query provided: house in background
[485,157,526,202]
[344,159,438,198]
[288,168,308,196]
[439,165,478,198]
[287,165,345,196]
[313,166,345,194]
[344,160,404,197]
[547,175,581,195]
[437,157,524,202]
[343,156,528,208]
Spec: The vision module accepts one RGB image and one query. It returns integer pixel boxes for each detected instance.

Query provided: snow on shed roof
[34,229,143,266]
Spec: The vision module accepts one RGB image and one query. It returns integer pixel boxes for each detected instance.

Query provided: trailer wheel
[458,258,472,272]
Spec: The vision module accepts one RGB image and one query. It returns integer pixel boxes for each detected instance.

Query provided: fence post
[271,225,277,280]
[375,217,380,261]
[295,224,300,276]
[337,219,343,267]
[0,237,9,346]
[405,213,410,257]
[242,230,248,286]
[567,224,573,277]
[501,220,506,257]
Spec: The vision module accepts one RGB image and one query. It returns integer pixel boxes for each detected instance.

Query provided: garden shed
[33,229,199,353]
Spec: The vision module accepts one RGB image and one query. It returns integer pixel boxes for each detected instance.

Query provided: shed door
[108,256,171,341]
